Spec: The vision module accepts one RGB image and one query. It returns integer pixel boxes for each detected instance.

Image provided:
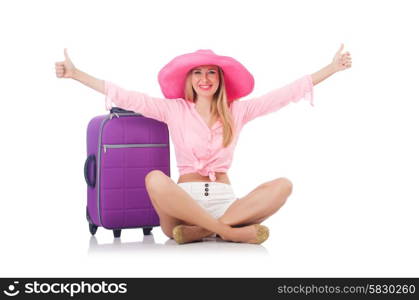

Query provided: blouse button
[205,183,209,187]
[204,192,209,196]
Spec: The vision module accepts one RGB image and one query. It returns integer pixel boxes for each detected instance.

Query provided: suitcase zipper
[103,143,168,153]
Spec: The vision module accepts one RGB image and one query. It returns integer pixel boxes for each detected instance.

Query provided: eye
[193,70,201,74]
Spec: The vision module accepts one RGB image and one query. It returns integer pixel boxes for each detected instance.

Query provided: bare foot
[172,225,214,244]
[220,224,269,244]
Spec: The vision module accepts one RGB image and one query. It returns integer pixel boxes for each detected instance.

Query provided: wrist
[328,63,338,74]
[71,68,80,80]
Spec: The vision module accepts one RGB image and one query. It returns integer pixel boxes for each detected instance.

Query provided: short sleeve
[232,74,314,125]
[104,80,180,123]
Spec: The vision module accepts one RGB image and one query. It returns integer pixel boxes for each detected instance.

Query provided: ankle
[218,225,236,241]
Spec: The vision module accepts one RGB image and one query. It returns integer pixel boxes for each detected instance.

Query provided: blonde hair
[184,67,235,148]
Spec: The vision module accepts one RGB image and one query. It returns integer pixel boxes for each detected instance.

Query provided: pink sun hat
[158,49,254,103]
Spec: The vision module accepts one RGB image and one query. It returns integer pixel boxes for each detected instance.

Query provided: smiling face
[190,65,220,99]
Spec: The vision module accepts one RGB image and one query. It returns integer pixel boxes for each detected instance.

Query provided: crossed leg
[177,177,293,242]
[145,170,292,243]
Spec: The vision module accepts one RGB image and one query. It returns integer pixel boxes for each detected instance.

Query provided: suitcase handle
[84,154,96,188]
[110,107,135,114]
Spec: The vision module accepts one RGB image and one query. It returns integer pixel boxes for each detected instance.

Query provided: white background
[1,0,418,277]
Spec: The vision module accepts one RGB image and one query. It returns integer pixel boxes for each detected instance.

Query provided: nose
[201,73,211,83]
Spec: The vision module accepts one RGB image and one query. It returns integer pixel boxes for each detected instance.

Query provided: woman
[55,46,351,245]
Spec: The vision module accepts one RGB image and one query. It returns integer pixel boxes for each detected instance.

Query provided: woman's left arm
[233,44,352,125]
[311,43,352,86]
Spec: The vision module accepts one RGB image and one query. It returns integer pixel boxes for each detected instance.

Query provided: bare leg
[219,178,292,226]
[176,178,293,242]
[146,170,274,243]
[149,198,214,242]
[145,174,215,240]
[145,170,234,240]
[146,187,185,239]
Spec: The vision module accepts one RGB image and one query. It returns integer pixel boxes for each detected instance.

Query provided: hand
[55,48,76,79]
[331,43,352,73]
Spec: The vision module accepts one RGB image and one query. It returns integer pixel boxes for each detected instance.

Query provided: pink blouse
[104,74,314,182]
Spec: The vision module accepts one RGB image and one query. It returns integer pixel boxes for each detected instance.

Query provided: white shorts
[177,181,238,219]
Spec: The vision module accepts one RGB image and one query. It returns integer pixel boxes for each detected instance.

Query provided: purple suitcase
[85,107,169,238]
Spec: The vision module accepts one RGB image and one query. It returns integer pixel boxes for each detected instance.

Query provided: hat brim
[158,51,254,102]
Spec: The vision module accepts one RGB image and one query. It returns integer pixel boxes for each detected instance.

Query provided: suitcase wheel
[113,229,122,238]
[89,223,98,235]
[86,207,98,235]
[143,227,152,235]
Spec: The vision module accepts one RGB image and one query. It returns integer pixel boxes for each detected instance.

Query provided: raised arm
[55,48,105,94]
[232,44,352,125]
[103,80,180,123]
[55,48,180,123]
[73,69,105,94]
[232,74,314,125]
[310,64,336,86]
[311,43,352,85]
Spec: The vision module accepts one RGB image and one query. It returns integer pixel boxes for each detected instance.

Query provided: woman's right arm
[55,48,105,94]
[72,69,105,94]
[55,48,180,123]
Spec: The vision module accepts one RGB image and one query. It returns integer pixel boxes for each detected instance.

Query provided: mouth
[198,85,212,91]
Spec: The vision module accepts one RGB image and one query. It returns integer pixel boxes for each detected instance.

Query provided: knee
[271,177,293,198]
[145,170,167,192]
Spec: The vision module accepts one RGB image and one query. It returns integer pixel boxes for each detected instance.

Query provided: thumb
[64,48,70,61]
[336,43,344,55]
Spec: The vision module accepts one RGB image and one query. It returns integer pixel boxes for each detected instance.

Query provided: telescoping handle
[84,154,96,188]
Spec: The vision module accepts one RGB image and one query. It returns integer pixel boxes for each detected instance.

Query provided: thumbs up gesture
[331,43,352,72]
[55,48,76,79]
